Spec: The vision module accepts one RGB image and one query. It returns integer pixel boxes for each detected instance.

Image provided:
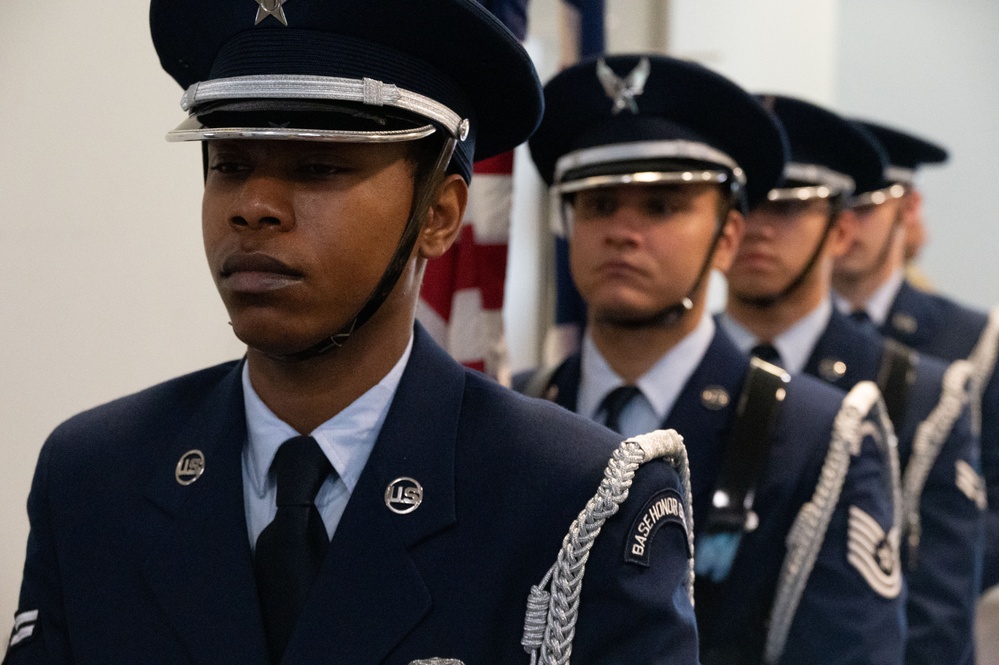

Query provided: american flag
[544,0,606,365]
[417,0,605,379]
[417,152,515,383]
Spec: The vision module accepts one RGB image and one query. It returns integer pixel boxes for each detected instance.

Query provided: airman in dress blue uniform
[721,95,984,665]
[2,3,700,664]
[518,54,905,665]
[832,121,999,593]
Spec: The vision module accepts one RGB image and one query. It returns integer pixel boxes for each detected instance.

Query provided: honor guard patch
[847,505,902,599]
[625,488,690,567]
[8,609,38,650]
[956,459,987,510]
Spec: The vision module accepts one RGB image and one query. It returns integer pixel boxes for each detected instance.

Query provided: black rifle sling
[877,338,917,430]
[708,357,788,532]
[700,358,788,665]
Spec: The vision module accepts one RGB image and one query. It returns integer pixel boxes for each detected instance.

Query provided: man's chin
[593,306,673,329]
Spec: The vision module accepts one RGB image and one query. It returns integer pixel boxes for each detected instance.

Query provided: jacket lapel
[284,324,462,663]
[141,361,269,665]
[884,280,935,347]
[545,353,582,412]
[804,309,878,390]
[663,329,745,528]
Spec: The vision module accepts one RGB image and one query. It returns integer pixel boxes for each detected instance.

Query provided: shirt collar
[864,268,905,328]
[848,267,905,326]
[719,298,832,374]
[578,311,716,423]
[242,334,413,498]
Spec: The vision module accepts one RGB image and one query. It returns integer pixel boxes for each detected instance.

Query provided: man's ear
[712,208,745,273]
[418,174,468,259]
[828,208,858,259]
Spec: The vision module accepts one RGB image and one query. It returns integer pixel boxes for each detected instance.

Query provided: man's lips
[219,253,303,293]
[597,259,644,278]
[734,250,777,269]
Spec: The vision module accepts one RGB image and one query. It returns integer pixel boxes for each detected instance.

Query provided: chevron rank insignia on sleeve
[847,506,902,599]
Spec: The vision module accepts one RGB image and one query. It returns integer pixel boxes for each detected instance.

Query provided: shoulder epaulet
[521,430,693,665]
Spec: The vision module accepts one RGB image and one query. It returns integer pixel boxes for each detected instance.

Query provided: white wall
[836,0,999,310]
[0,0,245,638]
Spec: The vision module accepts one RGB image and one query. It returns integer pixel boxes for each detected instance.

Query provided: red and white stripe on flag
[417,151,514,384]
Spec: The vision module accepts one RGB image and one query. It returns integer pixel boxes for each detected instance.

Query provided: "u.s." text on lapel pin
[385,477,424,514]
[175,450,206,486]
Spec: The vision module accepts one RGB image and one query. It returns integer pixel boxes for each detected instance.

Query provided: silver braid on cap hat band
[902,359,973,568]
[180,74,467,139]
[766,162,856,201]
[553,140,746,187]
[765,381,901,664]
[521,430,694,665]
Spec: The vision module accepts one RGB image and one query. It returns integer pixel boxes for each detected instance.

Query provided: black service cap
[150,0,544,182]
[758,95,886,200]
[528,54,787,209]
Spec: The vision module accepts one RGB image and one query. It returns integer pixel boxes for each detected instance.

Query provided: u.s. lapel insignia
[701,385,730,410]
[891,312,918,335]
[596,57,650,115]
[254,0,290,26]
[847,505,902,599]
[175,450,206,486]
[956,459,987,510]
[818,357,848,382]
[385,477,424,515]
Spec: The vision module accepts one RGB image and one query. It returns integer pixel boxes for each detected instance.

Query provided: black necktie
[254,436,333,664]
[849,309,877,334]
[750,343,783,368]
[599,385,642,433]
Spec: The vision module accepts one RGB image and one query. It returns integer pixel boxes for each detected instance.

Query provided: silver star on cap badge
[255,0,290,26]
[596,57,650,115]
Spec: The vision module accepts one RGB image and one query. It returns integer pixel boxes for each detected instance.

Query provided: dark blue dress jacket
[804,307,983,665]
[4,325,699,665]
[518,328,905,665]
[881,279,999,591]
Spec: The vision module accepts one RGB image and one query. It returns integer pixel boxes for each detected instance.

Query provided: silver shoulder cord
[902,358,974,562]
[765,381,902,664]
[521,430,694,665]
[966,306,999,436]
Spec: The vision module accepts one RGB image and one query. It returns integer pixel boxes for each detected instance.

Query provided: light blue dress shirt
[241,335,413,549]
[718,298,833,375]
[578,312,716,438]
[832,267,905,327]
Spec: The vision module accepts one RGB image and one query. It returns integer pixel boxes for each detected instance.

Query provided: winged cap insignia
[596,57,651,115]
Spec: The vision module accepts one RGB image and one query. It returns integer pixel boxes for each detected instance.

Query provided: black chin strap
[269,137,457,363]
[609,216,727,330]
[734,209,838,310]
